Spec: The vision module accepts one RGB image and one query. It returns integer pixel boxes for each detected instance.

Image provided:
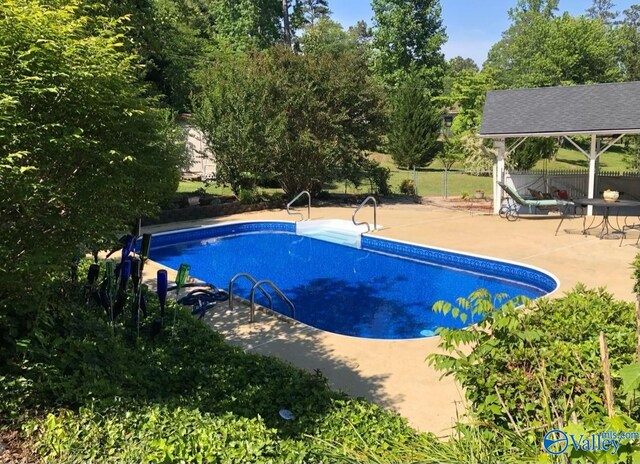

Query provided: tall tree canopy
[485,12,621,88]
[619,4,640,81]
[371,0,447,91]
[291,0,331,28]
[99,0,285,112]
[586,0,618,23]
[508,0,559,21]
[300,18,364,56]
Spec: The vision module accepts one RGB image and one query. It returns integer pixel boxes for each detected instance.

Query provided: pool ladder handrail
[228,273,273,311]
[286,190,311,221]
[249,280,295,323]
[227,273,295,323]
[352,196,377,233]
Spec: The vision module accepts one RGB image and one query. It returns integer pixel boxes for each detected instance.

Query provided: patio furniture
[553,197,640,240]
[497,181,574,223]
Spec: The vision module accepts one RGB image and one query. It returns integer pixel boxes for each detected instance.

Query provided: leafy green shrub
[28,406,307,464]
[430,286,636,432]
[238,189,257,204]
[399,179,416,195]
[364,161,392,196]
[194,46,385,198]
[0,0,185,359]
[1,272,429,462]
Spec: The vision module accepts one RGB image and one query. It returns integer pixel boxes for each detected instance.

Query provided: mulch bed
[422,196,494,212]
[0,429,36,464]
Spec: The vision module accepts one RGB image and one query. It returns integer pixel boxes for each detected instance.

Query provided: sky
[330,0,637,66]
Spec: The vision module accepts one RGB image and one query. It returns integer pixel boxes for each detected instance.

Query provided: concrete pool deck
[143,202,639,437]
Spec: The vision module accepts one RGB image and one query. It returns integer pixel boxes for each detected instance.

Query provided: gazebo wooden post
[587,134,598,215]
[493,139,505,214]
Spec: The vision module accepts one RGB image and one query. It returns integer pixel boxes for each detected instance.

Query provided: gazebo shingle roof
[479,81,640,137]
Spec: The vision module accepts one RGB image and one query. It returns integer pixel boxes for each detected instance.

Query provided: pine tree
[586,0,618,23]
[296,0,330,26]
[387,71,443,193]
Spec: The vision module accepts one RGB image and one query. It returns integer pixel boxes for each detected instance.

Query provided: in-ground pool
[148,221,558,339]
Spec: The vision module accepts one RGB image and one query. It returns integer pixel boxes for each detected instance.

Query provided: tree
[586,0,618,23]
[508,138,558,170]
[292,0,330,27]
[0,0,184,349]
[508,0,559,21]
[371,0,447,91]
[348,20,373,46]
[128,0,284,111]
[436,136,465,198]
[194,46,385,197]
[485,13,622,88]
[387,71,443,192]
[193,51,274,195]
[619,5,640,80]
[448,56,479,75]
[447,69,496,134]
[300,18,358,56]
[623,136,640,170]
[443,56,478,95]
[283,0,292,46]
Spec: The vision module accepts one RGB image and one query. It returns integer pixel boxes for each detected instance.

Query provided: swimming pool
[149,221,558,339]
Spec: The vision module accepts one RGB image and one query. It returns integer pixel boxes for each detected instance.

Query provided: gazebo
[478,81,640,215]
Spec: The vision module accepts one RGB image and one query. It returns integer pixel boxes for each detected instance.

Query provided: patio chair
[498,181,574,221]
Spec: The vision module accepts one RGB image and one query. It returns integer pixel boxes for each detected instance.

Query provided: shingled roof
[479,81,640,138]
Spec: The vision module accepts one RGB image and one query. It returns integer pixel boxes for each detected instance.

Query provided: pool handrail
[352,196,377,233]
[286,190,311,221]
[228,273,273,311]
[249,280,295,322]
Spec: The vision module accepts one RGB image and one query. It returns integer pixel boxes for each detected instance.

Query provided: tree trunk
[282,0,291,47]
[412,165,417,195]
[599,331,615,417]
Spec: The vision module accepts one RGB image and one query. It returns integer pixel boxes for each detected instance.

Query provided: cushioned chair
[498,181,574,221]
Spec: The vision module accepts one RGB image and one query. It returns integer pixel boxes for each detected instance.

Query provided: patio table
[572,198,640,239]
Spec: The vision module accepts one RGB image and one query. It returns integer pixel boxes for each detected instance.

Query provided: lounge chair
[497,181,573,221]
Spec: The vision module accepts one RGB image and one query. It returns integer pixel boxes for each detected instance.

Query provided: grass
[531,145,629,171]
[177,146,632,199]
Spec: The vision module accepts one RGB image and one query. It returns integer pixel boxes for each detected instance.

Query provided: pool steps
[296,219,371,248]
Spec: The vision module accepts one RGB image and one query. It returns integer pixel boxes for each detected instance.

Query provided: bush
[0,266,430,462]
[430,286,636,432]
[399,179,416,195]
[0,0,184,358]
[194,46,385,197]
[364,161,392,196]
[238,189,259,204]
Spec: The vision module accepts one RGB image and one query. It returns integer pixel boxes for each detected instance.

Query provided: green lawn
[178,145,631,199]
[532,145,629,171]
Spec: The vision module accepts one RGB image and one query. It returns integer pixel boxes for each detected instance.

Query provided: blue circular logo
[543,429,569,455]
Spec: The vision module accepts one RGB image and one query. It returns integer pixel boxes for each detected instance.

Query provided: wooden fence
[506,170,640,200]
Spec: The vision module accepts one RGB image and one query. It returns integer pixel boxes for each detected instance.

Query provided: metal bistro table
[572,198,640,239]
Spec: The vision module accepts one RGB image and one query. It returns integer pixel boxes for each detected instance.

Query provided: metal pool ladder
[286,190,311,221]
[352,196,377,233]
[228,273,295,322]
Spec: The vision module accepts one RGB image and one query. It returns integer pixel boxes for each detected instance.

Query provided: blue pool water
[149,222,557,339]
